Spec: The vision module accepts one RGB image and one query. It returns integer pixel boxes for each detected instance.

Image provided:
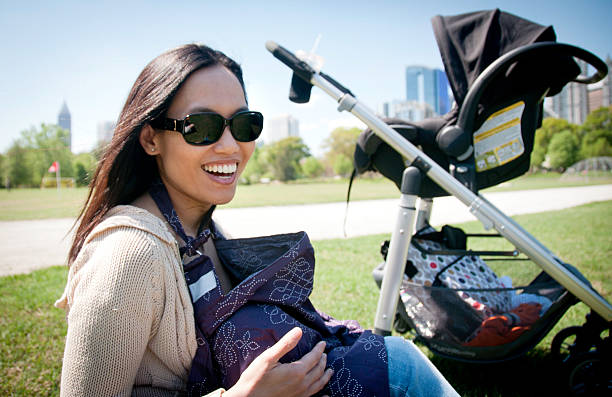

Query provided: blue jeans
[385,336,459,397]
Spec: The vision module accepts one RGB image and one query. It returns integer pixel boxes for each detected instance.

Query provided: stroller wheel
[566,351,611,396]
[551,326,585,363]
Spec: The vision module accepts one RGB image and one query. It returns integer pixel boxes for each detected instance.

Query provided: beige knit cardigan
[56,205,222,396]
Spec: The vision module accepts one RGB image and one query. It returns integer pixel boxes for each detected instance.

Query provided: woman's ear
[140,124,159,156]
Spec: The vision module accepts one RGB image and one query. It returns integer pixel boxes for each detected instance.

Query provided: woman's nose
[214,126,240,154]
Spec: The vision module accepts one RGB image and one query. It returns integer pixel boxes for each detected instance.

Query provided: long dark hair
[68,44,246,264]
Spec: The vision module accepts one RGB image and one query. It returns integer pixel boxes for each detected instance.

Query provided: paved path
[1,184,611,276]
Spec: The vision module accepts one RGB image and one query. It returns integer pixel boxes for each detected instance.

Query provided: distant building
[58,101,72,151]
[405,66,451,116]
[263,114,299,144]
[549,57,612,124]
[97,121,115,145]
[381,99,434,122]
[587,56,612,112]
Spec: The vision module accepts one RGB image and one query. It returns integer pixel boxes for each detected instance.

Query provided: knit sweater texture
[55,205,203,396]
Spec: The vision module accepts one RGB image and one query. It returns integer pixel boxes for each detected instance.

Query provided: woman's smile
[202,162,239,184]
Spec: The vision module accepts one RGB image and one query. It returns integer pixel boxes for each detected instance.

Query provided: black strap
[343,168,358,237]
[432,255,466,287]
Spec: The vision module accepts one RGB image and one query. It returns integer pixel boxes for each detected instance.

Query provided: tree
[579,106,612,159]
[73,152,97,187]
[260,137,310,182]
[240,146,267,184]
[6,142,32,187]
[332,154,353,177]
[532,118,579,167]
[18,124,74,186]
[300,156,324,178]
[321,127,361,174]
[547,130,579,170]
[75,163,88,187]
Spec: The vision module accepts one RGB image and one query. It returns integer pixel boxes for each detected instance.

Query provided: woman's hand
[224,327,333,397]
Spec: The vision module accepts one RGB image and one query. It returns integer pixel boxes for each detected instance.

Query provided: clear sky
[1,0,611,156]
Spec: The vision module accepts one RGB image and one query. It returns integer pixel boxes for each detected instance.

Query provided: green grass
[1,201,610,395]
[0,266,67,396]
[1,172,611,221]
[0,188,89,220]
[482,171,612,192]
[310,200,611,397]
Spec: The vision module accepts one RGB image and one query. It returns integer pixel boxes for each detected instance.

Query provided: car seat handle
[456,42,608,135]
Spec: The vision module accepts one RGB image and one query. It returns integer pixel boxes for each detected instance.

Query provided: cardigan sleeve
[59,226,164,396]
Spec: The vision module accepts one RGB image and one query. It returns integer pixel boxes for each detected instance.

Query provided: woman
[56,43,458,396]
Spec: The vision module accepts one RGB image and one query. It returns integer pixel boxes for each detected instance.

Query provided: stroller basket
[372,227,579,362]
[267,7,611,392]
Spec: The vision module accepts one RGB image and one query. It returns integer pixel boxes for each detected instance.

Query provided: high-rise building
[549,57,612,124]
[263,114,299,144]
[405,66,451,116]
[381,100,434,122]
[58,101,72,151]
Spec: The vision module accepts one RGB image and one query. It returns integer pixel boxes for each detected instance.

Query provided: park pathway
[1,184,611,276]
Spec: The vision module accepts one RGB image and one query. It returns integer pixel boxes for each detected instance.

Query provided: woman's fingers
[306,368,334,397]
[229,328,333,397]
[260,327,303,363]
[294,338,326,372]
[303,348,333,396]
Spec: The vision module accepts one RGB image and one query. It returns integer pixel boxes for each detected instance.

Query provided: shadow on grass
[431,347,571,396]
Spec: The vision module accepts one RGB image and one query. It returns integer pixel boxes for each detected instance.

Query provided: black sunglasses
[151,110,264,145]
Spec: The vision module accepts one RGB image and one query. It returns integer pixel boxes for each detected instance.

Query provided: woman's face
[153,65,255,213]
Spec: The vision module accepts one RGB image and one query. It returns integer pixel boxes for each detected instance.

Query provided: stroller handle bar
[457,42,608,135]
[266,41,612,323]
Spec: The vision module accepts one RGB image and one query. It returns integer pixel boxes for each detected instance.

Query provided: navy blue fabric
[150,181,390,396]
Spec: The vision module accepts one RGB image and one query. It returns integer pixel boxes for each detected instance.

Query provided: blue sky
[1,0,611,156]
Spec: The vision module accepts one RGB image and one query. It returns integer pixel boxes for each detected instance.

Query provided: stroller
[267,9,611,395]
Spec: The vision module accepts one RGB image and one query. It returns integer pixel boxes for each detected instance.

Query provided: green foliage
[259,137,310,181]
[240,146,267,184]
[579,106,612,158]
[300,156,324,178]
[321,127,360,174]
[1,124,104,188]
[332,153,353,177]
[532,118,578,167]
[547,130,580,170]
[75,163,88,187]
[6,142,32,188]
[533,108,612,170]
[2,124,75,187]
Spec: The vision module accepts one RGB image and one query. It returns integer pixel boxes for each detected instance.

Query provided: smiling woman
[55,44,332,397]
[54,42,458,397]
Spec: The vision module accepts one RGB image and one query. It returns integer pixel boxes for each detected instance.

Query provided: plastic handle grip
[266,41,315,82]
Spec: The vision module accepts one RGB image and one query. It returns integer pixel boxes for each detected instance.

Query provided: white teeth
[204,163,237,174]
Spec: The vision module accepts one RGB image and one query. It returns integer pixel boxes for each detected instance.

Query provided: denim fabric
[385,336,459,397]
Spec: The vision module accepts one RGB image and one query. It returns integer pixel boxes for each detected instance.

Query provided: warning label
[473,101,525,172]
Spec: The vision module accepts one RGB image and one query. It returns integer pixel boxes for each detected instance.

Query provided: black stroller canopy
[432,9,562,107]
[354,8,584,198]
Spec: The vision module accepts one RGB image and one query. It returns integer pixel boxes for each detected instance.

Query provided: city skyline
[1,1,611,156]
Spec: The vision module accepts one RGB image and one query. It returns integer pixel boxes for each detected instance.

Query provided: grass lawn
[1,172,611,221]
[1,201,610,396]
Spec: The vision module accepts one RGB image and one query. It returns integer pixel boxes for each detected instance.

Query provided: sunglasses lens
[183,114,224,145]
[231,112,264,142]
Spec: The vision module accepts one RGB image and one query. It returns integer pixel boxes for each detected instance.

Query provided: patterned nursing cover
[149,180,390,397]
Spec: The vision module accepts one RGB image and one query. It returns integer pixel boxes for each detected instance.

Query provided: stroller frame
[267,41,612,339]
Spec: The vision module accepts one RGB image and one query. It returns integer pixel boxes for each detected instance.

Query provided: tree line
[0,124,98,189]
[240,126,361,184]
[0,106,610,189]
[531,106,612,171]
